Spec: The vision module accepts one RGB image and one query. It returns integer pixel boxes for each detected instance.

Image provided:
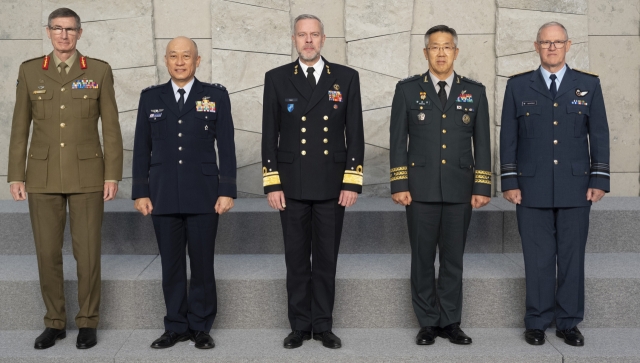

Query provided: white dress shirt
[298,58,324,84]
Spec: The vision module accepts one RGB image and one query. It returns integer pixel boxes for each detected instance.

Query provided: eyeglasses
[538,40,568,49]
[427,46,456,53]
[48,26,79,35]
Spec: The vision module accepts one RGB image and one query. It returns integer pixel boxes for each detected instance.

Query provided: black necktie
[307,67,316,89]
[549,74,557,99]
[177,88,185,111]
[437,81,447,107]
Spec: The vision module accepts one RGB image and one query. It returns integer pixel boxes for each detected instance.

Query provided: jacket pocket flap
[77,144,103,160]
[29,144,49,160]
[566,104,590,115]
[411,102,432,110]
[277,151,294,163]
[29,92,54,101]
[459,157,474,169]
[516,163,536,176]
[71,89,99,99]
[571,162,590,176]
[194,112,217,120]
[408,154,426,167]
[334,151,347,162]
[202,163,219,175]
[516,105,541,117]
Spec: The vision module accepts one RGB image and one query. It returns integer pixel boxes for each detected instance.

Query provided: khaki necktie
[59,61,68,74]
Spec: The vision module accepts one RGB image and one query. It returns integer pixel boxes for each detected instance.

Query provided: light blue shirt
[539,64,567,91]
[171,78,195,102]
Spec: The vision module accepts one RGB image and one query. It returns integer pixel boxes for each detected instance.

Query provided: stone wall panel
[113,67,158,113]
[236,163,263,196]
[235,130,262,168]
[347,32,410,78]
[42,0,152,23]
[610,173,640,196]
[215,50,289,93]
[353,67,398,112]
[363,108,391,150]
[496,8,587,57]
[228,86,264,134]
[363,144,390,189]
[153,0,211,38]
[412,0,496,35]
[48,16,156,70]
[497,0,588,14]
[290,0,345,37]
[118,110,137,151]
[589,36,640,173]
[231,0,289,11]
[1,0,41,39]
[588,0,640,36]
[496,42,589,77]
[156,38,212,84]
[211,0,290,54]
[345,0,413,41]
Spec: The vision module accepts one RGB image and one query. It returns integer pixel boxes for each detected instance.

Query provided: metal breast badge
[462,114,471,124]
[417,112,425,121]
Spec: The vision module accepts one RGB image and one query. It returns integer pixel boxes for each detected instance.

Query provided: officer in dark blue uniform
[500,22,609,347]
[132,36,236,350]
[261,14,364,350]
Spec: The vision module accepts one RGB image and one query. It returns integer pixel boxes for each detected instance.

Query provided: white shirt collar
[171,78,195,102]
[298,58,324,83]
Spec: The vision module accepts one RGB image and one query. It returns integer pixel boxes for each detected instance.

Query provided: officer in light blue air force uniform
[500,22,609,347]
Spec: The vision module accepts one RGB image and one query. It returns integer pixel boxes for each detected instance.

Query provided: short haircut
[48,8,81,29]
[536,21,569,41]
[424,25,458,48]
[292,14,324,35]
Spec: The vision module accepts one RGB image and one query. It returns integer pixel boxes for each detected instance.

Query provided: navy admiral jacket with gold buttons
[261,58,365,200]
[132,78,237,214]
[389,72,492,203]
[500,66,610,208]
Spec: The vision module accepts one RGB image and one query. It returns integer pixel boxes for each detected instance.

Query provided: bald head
[165,36,201,87]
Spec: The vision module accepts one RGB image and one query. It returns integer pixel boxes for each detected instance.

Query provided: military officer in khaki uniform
[7,8,123,350]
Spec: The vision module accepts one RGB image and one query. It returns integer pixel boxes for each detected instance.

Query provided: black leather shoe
[150,330,191,349]
[556,327,584,347]
[438,323,472,345]
[76,328,97,349]
[34,327,66,349]
[524,329,546,345]
[416,326,438,345]
[283,330,311,349]
[313,330,342,349]
[191,331,215,349]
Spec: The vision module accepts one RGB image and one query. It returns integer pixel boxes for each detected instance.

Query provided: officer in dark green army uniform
[389,25,491,346]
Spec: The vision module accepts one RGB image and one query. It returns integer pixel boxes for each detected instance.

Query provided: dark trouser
[280,197,345,333]
[151,213,219,334]
[28,192,104,329]
[406,201,472,328]
[516,205,590,331]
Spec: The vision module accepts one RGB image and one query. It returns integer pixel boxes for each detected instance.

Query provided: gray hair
[47,8,81,29]
[536,21,569,41]
[424,25,458,48]
[292,14,324,35]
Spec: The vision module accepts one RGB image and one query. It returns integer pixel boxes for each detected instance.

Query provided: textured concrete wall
[0,0,638,199]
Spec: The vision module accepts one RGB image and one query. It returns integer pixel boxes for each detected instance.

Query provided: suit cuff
[105,180,118,184]
[8,181,23,185]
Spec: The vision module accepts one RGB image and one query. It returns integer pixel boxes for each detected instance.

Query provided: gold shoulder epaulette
[22,55,45,64]
[573,68,599,77]
[509,70,535,78]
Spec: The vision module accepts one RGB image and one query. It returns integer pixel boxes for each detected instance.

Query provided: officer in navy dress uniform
[500,22,610,347]
[261,14,364,349]
[132,37,237,350]
[390,25,492,346]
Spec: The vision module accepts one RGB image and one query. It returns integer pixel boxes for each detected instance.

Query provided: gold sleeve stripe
[343,173,363,185]
[390,166,408,182]
[263,174,281,187]
[263,171,279,177]
[475,170,492,176]
[390,175,408,182]
[390,166,407,173]
[345,170,364,176]
[474,179,492,185]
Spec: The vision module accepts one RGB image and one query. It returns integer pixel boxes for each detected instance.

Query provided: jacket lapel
[42,52,64,84]
[289,61,312,101]
[418,72,443,112]
[304,59,336,114]
[63,51,86,86]
[160,81,180,117]
[556,66,577,99]
[530,67,553,100]
[178,78,202,117]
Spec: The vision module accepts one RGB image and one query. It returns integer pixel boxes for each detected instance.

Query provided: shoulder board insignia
[42,55,50,70]
[141,84,163,93]
[203,82,226,90]
[80,56,87,69]
[87,57,109,64]
[573,68,599,77]
[397,74,421,84]
[22,55,46,65]
[460,75,483,86]
[509,70,535,78]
